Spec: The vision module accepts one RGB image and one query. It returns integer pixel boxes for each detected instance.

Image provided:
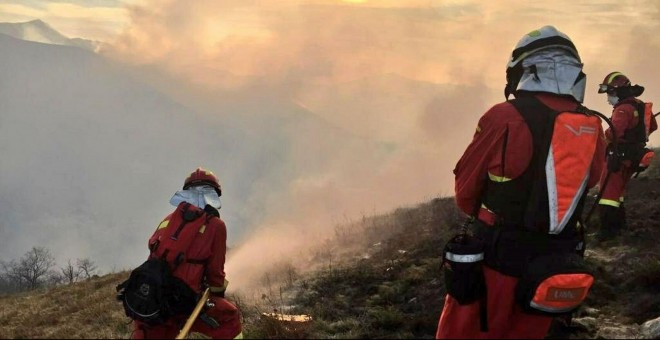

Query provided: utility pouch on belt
[515,252,593,316]
[442,230,486,305]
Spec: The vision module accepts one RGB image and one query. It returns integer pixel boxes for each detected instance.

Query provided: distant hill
[0,32,246,271]
[0,19,100,52]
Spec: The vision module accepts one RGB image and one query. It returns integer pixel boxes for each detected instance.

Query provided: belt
[472,220,581,277]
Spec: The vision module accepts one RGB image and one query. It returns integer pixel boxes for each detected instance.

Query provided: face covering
[607,95,619,106]
[170,185,221,209]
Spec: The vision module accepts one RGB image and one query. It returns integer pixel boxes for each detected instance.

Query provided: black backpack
[116,202,208,325]
[116,258,197,325]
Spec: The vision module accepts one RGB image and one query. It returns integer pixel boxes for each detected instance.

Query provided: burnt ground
[269,160,660,339]
[547,177,660,339]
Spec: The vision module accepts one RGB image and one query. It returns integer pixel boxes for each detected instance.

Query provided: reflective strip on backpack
[125,300,161,319]
[546,145,590,234]
[444,252,484,263]
[529,301,578,314]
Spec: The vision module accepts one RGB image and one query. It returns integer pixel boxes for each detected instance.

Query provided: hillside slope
[0,272,131,338]
[1,155,659,339]
[257,154,660,339]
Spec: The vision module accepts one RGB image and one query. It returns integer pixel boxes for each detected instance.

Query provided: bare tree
[283,262,298,288]
[46,270,64,287]
[60,259,81,285]
[76,258,97,279]
[261,272,274,297]
[5,247,56,290]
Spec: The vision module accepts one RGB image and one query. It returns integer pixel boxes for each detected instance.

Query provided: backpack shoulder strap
[151,202,206,270]
[508,96,559,232]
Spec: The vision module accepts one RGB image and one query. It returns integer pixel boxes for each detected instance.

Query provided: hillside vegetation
[1,153,659,339]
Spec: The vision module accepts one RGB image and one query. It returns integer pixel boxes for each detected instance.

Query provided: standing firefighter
[596,72,657,241]
[117,167,243,339]
[436,26,606,339]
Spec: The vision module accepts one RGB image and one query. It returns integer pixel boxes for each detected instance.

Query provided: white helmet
[505,25,586,103]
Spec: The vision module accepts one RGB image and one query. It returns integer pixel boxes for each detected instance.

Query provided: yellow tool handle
[176,288,211,339]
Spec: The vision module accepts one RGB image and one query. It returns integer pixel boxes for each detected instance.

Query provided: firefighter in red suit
[133,168,243,339]
[596,72,657,241]
[436,26,605,339]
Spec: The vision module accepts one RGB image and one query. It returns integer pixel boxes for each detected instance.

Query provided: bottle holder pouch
[442,233,486,305]
[515,252,594,316]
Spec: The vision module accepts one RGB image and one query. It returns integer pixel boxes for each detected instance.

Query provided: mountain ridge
[0,19,100,51]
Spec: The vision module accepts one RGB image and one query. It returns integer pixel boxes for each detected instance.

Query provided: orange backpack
[478,96,598,316]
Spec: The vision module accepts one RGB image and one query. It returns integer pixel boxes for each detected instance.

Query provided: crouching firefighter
[595,72,658,241]
[117,167,243,339]
[436,26,606,339]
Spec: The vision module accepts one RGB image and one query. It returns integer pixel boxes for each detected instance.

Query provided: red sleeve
[605,104,634,141]
[206,218,228,294]
[588,125,606,188]
[454,105,510,215]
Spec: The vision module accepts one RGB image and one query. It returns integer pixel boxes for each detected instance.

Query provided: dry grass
[0,272,132,339]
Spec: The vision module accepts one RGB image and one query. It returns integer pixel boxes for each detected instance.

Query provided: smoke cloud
[3,0,660,293]
[106,0,660,292]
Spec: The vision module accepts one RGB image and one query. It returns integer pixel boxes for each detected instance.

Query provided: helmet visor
[598,84,611,94]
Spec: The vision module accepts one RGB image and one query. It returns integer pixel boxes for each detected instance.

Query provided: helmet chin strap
[505,64,523,100]
[504,84,513,100]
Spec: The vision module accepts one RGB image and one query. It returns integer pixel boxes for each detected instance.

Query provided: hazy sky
[2,0,657,112]
[2,0,660,291]
[2,0,659,112]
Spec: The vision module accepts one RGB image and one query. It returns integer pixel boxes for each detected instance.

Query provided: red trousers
[436,265,552,339]
[598,163,635,207]
[132,297,242,339]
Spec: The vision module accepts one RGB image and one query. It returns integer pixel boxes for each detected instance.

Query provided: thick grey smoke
[2,0,660,293]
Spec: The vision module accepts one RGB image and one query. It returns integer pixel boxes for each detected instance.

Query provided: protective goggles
[598,84,615,94]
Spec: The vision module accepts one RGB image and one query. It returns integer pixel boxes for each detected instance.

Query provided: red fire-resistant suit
[436,93,605,339]
[132,203,242,339]
[599,97,658,207]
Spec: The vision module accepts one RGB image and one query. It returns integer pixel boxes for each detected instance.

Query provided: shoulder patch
[157,219,169,230]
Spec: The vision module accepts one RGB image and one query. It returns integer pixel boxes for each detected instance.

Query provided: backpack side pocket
[442,234,486,305]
